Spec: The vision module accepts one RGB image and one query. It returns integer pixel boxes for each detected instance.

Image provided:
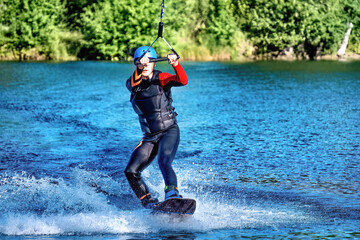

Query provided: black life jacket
[129,70,177,134]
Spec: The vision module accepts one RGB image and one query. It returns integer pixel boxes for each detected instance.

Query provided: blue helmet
[134,46,157,64]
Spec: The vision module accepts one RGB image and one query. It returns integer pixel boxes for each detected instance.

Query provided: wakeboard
[151,198,196,215]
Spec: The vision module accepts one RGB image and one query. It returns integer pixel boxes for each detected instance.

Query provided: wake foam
[0,169,311,236]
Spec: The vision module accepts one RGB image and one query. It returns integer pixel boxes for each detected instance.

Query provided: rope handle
[149,55,180,63]
[134,0,181,64]
[136,55,180,64]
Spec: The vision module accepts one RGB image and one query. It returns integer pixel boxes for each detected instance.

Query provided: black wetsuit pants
[124,124,180,199]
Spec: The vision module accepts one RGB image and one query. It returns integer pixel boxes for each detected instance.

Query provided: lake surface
[0,60,359,239]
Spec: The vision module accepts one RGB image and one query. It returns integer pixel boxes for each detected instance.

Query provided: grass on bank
[1,31,360,62]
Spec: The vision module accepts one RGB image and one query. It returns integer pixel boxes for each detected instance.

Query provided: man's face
[141,62,156,78]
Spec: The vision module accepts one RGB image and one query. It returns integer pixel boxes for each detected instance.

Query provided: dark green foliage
[79,0,192,60]
[0,0,360,60]
[343,0,360,52]
[65,0,99,29]
[1,0,67,59]
[233,0,357,58]
[202,0,238,50]
[80,0,159,60]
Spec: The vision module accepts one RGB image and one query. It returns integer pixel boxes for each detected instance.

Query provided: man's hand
[168,54,178,67]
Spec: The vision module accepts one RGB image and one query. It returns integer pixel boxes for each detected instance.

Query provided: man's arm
[159,63,188,87]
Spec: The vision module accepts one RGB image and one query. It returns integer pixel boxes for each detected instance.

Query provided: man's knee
[124,167,140,180]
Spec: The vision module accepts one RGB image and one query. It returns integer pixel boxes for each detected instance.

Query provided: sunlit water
[0,61,359,239]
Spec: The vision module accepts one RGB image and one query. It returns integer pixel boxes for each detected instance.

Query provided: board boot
[165,185,182,200]
[140,193,159,209]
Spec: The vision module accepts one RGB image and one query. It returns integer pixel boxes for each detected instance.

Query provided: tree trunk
[337,22,353,58]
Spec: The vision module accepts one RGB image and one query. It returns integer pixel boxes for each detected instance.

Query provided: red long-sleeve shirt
[128,63,188,90]
[158,63,188,87]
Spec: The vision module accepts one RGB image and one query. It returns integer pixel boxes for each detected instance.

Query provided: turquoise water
[0,61,359,239]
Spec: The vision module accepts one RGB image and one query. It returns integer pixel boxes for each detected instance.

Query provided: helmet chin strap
[134,0,180,65]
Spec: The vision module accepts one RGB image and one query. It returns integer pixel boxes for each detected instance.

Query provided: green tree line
[0,0,359,60]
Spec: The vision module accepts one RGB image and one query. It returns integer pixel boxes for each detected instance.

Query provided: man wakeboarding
[125,46,194,213]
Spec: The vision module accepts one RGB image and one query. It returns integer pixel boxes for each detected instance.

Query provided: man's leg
[124,140,159,207]
[157,125,181,199]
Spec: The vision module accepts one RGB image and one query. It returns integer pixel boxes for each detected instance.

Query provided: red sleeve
[158,63,188,87]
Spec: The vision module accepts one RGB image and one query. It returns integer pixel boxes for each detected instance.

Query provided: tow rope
[134,0,180,64]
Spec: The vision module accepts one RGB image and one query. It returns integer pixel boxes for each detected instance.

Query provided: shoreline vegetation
[1,0,360,62]
[1,48,360,62]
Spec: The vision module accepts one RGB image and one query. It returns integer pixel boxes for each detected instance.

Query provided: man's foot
[165,185,182,200]
[141,194,159,209]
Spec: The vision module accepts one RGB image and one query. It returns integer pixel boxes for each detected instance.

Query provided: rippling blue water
[0,61,359,239]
